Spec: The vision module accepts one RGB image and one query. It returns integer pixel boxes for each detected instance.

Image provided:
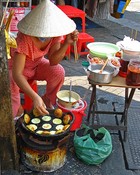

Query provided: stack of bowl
[87,42,120,59]
[86,42,121,83]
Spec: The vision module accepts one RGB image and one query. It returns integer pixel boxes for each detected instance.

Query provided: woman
[9,0,78,118]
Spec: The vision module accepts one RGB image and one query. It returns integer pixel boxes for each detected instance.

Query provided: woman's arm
[12,53,49,115]
[48,29,79,65]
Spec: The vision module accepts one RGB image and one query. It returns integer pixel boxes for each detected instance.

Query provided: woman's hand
[33,95,49,116]
[65,29,79,45]
[48,29,79,65]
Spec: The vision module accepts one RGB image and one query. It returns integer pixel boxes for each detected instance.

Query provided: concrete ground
[5,1,140,175]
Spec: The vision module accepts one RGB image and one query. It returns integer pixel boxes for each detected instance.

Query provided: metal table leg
[121,88,136,141]
[87,85,96,123]
[87,84,136,141]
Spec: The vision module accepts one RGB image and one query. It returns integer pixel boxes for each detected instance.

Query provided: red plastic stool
[61,36,71,59]
[76,32,95,57]
[20,80,38,111]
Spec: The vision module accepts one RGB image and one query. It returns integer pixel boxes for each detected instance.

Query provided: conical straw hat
[17,0,76,37]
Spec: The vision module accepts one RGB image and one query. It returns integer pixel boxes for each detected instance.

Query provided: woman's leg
[34,59,65,105]
[9,70,21,118]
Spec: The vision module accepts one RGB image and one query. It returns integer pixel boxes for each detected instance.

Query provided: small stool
[77,32,95,57]
[20,80,38,111]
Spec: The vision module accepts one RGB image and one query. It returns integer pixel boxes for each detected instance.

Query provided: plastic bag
[74,125,112,165]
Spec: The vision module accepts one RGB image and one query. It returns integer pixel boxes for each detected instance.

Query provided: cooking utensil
[74,41,78,61]
[20,109,75,139]
[69,80,72,102]
[99,58,108,74]
[88,64,114,84]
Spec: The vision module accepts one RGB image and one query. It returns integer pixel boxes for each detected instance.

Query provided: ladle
[69,80,72,102]
[99,58,108,74]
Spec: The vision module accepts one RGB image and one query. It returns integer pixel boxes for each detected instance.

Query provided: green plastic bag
[74,125,112,165]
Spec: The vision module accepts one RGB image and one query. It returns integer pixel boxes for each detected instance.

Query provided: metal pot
[88,64,114,84]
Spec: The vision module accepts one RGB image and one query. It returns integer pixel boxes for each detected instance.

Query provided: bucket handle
[67,85,91,105]
[81,85,92,101]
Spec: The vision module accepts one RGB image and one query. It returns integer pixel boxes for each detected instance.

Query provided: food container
[116,39,140,77]
[56,90,81,109]
[126,59,140,86]
[87,42,120,59]
[87,54,105,65]
[119,52,140,77]
[107,56,121,76]
[88,64,114,84]
[116,39,140,56]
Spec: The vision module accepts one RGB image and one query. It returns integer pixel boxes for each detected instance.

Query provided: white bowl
[108,56,121,76]
[87,54,105,65]
[56,90,81,109]
[116,41,140,55]
[113,68,120,77]
[108,56,121,68]
[87,42,120,59]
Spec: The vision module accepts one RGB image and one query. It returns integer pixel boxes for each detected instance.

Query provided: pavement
[4,1,140,175]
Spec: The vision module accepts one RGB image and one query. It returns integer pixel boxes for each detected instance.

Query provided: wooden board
[89,75,140,89]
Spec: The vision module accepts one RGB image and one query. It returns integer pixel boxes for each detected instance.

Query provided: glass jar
[119,52,132,77]
[119,51,140,78]
[126,59,140,86]
[119,58,129,77]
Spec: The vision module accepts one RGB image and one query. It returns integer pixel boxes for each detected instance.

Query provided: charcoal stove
[16,111,74,173]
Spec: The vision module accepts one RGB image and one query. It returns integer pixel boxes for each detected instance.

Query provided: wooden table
[87,76,140,141]
[58,5,86,32]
